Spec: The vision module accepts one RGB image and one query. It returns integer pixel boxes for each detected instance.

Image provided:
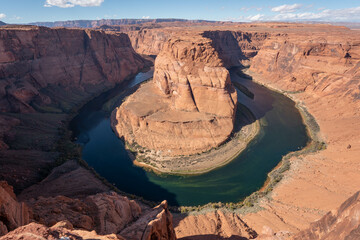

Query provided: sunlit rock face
[112,33,237,156]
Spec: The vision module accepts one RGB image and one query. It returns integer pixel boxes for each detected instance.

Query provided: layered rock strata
[112,33,237,156]
[0,25,148,113]
[293,191,360,240]
[0,25,149,193]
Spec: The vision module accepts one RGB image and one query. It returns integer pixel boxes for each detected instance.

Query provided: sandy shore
[125,102,260,175]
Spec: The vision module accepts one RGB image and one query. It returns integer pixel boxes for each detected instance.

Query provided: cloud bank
[0,13,6,19]
[44,0,104,8]
[271,4,302,13]
[245,5,360,22]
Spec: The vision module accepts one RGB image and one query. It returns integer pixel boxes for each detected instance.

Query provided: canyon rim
[0,2,360,240]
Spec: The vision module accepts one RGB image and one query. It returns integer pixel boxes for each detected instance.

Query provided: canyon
[0,20,359,240]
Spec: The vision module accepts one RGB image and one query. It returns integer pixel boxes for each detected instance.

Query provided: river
[70,68,308,206]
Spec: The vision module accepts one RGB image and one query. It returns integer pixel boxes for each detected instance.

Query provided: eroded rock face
[112,33,237,156]
[293,191,360,240]
[250,30,360,96]
[0,221,124,240]
[174,210,257,239]
[202,30,269,67]
[85,192,142,235]
[120,200,176,240]
[0,25,148,113]
[0,181,30,236]
[128,28,173,55]
[26,192,141,235]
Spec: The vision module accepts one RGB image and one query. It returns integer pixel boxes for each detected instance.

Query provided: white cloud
[247,14,264,21]
[44,0,104,8]
[142,16,150,19]
[0,13,6,19]
[270,6,360,21]
[271,4,302,13]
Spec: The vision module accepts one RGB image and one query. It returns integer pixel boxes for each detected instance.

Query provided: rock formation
[112,33,237,156]
[120,200,176,240]
[0,25,150,193]
[127,28,173,55]
[293,191,360,240]
[0,25,148,113]
[249,28,360,95]
[0,221,123,240]
[174,211,257,239]
[0,181,30,236]
[26,192,141,235]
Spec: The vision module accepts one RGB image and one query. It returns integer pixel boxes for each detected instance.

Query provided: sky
[0,0,360,24]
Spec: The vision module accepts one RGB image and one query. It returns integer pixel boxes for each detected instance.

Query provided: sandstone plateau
[1,20,360,240]
[112,32,238,157]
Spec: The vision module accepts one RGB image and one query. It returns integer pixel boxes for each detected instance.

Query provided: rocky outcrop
[0,221,124,240]
[26,192,141,235]
[249,29,360,95]
[120,200,176,240]
[18,160,110,200]
[174,211,257,239]
[0,181,30,236]
[127,28,173,55]
[202,30,269,67]
[0,200,176,240]
[293,191,360,240]
[112,33,237,156]
[85,192,142,235]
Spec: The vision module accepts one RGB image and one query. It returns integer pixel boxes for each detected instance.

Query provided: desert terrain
[0,19,359,240]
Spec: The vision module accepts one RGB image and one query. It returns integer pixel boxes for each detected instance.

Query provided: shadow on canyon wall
[69,71,180,206]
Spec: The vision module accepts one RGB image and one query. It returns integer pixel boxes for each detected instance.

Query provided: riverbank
[125,102,260,175]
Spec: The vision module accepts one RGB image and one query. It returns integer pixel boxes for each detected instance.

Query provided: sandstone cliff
[127,28,173,55]
[0,25,148,113]
[202,30,269,67]
[249,29,360,96]
[0,25,150,193]
[292,191,360,240]
[0,181,30,236]
[112,33,237,156]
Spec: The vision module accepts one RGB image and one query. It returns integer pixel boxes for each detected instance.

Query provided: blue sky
[1,0,360,23]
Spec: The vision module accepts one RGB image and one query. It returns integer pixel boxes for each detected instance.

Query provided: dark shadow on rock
[229,68,275,122]
[68,68,179,206]
[179,235,249,240]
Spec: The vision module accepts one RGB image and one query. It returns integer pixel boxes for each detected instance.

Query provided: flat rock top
[123,81,170,117]
[123,81,216,123]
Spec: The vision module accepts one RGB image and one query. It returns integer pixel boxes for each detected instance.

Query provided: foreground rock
[0,221,123,240]
[112,33,237,157]
[120,200,176,240]
[292,191,360,240]
[0,182,30,236]
[174,211,257,239]
[0,199,176,240]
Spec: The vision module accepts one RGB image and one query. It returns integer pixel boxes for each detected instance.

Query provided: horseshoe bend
[0,16,360,240]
